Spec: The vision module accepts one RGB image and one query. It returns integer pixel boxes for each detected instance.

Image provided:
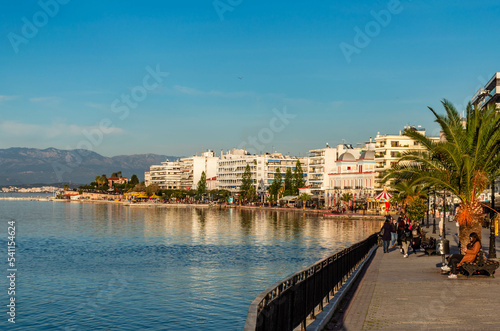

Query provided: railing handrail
[244,233,378,331]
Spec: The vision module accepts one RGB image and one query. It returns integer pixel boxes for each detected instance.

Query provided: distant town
[1,186,64,194]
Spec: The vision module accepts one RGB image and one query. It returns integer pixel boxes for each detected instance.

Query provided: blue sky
[0,0,499,157]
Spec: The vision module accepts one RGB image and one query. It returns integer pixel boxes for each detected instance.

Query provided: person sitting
[442,232,481,278]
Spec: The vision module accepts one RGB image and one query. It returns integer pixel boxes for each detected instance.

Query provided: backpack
[404,226,411,237]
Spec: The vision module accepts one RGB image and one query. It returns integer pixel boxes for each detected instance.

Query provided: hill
[0,147,177,186]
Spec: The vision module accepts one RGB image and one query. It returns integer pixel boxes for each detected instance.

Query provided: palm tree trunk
[458,218,483,253]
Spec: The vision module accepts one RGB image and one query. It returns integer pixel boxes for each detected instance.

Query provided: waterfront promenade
[325,220,500,330]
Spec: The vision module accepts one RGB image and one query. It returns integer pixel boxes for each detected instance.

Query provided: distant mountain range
[0,147,178,186]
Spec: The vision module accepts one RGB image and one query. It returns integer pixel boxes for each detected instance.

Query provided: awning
[279,195,298,202]
[374,191,392,202]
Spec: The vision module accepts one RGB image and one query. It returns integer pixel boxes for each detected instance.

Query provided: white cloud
[29,96,62,106]
[0,120,124,139]
[85,102,107,110]
[173,85,254,98]
[0,95,18,103]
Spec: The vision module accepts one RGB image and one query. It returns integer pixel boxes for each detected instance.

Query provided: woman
[380,218,393,253]
[442,232,481,278]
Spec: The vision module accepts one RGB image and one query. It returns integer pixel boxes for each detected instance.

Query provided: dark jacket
[401,223,412,242]
[381,221,393,241]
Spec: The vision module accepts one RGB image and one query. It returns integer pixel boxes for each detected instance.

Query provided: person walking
[397,215,406,253]
[380,218,393,253]
[390,217,398,248]
[401,221,412,258]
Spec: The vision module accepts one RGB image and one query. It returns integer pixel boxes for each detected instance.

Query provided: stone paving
[325,219,500,331]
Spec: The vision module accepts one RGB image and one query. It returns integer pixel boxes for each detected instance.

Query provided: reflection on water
[0,201,381,330]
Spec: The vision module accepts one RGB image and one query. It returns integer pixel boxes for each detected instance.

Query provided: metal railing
[244,234,378,331]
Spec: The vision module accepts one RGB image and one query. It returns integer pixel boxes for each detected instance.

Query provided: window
[391,141,400,147]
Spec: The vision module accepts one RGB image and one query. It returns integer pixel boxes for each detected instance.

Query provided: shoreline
[1,196,386,219]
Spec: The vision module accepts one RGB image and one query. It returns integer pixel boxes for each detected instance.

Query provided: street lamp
[426,193,430,228]
[490,182,497,258]
[432,188,437,234]
[442,190,446,239]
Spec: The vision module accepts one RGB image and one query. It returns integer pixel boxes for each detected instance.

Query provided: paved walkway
[325,219,500,330]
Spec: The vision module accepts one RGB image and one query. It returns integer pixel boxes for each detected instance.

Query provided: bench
[421,237,436,256]
[460,251,500,277]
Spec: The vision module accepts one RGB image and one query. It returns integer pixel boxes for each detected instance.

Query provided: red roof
[61,192,80,197]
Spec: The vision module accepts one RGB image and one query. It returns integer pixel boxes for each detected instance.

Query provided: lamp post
[426,193,430,228]
[442,190,446,239]
[490,182,497,258]
[432,188,437,234]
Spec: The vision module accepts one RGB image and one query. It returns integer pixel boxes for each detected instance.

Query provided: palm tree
[340,193,353,210]
[297,193,312,209]
[95,175,107,188]
[384,100,500,249]
[388,179,428,215]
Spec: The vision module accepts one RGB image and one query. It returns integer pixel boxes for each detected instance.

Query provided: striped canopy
[374,191,392,202]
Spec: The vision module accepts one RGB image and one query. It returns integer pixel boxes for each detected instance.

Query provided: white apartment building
[146,150,218,190]
[472,72,500,110]
[217,148,307,194]
[147,160,190,189]
[181,150,218,189]
[471,72,500,201]
[374,126,440,189]
[144,171,151,186]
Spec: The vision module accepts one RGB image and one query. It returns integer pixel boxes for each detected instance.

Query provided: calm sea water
[0,197,381,330]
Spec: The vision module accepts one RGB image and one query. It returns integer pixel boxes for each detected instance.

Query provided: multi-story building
[472,72,500,109]
[144,171,151,187]
[308,142,375,202]
[472,72,500,201]
[374,127,440,189]
[325,150,376,207]
[217,148,307,195]
[147,161,190,189]
[181,151,219,189]
[146,150,218,190]
[308,146,338,197]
